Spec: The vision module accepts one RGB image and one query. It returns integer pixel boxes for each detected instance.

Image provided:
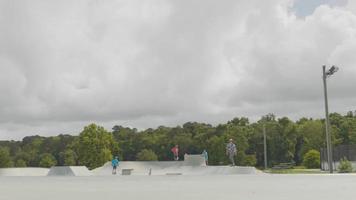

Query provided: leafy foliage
[15,159,27,167]
[39,153,57,168]
[0,147,13,168]
[303,150,320,169]
[136,149,158,161]
[338,157,353,173]
[74,124,119,170]
[242,154,257,166]
[61,149,77,166]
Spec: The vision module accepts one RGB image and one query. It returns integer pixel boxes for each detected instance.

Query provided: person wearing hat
[226,139,237,166]
[111,156,120,175]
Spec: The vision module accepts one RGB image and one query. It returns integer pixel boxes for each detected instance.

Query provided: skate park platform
[93,162,258,175]
[93,154,258,176]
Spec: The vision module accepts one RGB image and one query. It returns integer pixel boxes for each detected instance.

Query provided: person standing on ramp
[112,156,120,175]
[226,139,237,166]
[202,149,208,165]
[171,145,179,161]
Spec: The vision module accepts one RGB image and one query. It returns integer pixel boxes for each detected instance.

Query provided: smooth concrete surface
[1,174,355,200]
[0,168,49,176]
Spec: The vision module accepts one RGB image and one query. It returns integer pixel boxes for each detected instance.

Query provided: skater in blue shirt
[112,156,119,175]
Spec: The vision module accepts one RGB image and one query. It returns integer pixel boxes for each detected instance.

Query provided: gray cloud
[0,0,356,140]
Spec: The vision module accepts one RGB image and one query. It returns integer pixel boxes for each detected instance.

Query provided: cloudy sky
[1,0,356,140]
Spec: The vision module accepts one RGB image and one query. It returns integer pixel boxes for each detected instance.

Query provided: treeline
[1,112,356,169]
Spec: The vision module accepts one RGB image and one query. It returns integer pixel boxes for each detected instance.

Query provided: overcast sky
[1,0,356,140]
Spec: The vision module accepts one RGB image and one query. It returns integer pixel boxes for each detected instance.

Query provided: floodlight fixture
[326,65,339,77]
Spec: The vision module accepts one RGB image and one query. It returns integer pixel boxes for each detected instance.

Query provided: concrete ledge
[0,168,49,176]
[166,173,182,175]
[122,169,134,175]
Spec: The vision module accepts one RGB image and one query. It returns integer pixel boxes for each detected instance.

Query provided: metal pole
[322,65,333,173]
[263,124,267,170]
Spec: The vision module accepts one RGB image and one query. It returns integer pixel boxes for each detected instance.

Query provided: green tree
[21,136,44,166]
[14,151,31,167]
[339,118,356,145]
[39,153,57,168]
[243,154,257,166]
[297,120,324,155]
[259,117,297,166]
[112,126,138,160]
[62,149,77,166]
[0,147,13,168]
[136,149,158,161]
[75,124,118,169]
[303,149,320,169]
[15,159,27,167]
[206,136,226,165]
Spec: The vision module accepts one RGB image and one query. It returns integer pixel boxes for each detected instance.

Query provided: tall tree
[75,124,119,169]
[0,147,13,168]
[39,153,57,168]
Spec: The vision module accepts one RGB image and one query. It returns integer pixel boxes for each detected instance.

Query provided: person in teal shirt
[111,156,119,175]
[202,149,208,165]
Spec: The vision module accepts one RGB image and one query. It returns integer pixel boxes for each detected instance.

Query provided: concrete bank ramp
[47,166,92,176]
[182,154,206,166]
[0,168,49,176]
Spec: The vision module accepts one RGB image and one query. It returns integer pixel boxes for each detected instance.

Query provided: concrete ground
[1,174,355,200]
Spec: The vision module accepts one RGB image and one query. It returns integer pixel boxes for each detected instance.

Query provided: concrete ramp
[183,154,206,166]
[0,168,49,176]
[70,166,93,176]
[47,166,92,176]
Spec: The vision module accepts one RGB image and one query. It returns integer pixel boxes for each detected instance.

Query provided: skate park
[1,155,356,200]
[0,155,258,176]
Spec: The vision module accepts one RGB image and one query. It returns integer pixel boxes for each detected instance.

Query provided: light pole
[322,65,338,173]
[263,124,267,170]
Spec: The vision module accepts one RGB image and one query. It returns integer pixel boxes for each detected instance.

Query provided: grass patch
[264,168,326,174]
